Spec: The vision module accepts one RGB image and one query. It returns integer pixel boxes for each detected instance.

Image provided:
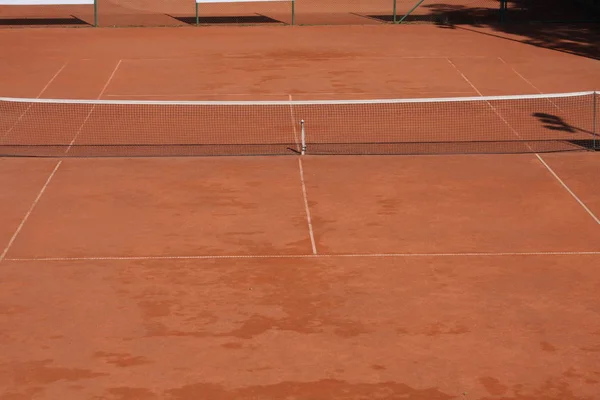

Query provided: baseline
[6,250,600,262]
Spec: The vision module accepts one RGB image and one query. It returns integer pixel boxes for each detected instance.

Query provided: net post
[196,2,199,26]
[300,120,306,155]
[93,0,98,27]
[291,0,295,25]
[594,90,598,150]
[393,0,397,23]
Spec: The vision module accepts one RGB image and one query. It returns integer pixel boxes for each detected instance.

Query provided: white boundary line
[0,161,62,262]
[298,158,317,255]
[447,57,527,140]
[449,57,600,226]
[0,62,68,142]
[65,60,122,154]
[446,58,483,96]
[534,154,600,225]
[498,56,564,112]
[116,55,491,62]
[38,63,69,98]
[290,93,316,253]
[5,250,600,262]
[497,57,544,95]
[497,57,599,225]
[97,59,122,99]
[0,63,68,261]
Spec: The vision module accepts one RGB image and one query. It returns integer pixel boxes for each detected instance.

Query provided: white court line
[0,62,68,142]
[97,59,122,99]
[298,158,317,255]
[447,57,526,140]
[65,59,122,153]
[290,93,317,254]
[5,250,600,262]
[448,58,600,226]
[498,57,563,112]
[0,64,66,261]
[0,161,62,262]
[118,55,490,63]
[446,58,484,96]
[37,63,69,98]
[535,154,600,225]
[497,57,545,95]
[496,58,599,225]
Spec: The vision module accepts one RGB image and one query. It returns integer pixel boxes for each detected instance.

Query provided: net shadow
[0,16,90,26]
[170,14,285,25]
[532,112,598,136]
[1,140,595,158]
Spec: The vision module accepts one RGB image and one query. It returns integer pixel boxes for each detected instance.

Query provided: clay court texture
[1,19,600,400]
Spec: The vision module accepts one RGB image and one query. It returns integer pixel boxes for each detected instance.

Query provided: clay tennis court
[1,24,600,399]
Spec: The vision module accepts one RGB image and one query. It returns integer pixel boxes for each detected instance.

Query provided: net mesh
[0,91,598,157]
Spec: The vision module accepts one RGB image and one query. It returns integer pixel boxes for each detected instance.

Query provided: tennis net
[0,91,598,157]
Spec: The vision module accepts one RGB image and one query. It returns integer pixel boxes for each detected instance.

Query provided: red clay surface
[2,255,600,399]
[1,24,600,400]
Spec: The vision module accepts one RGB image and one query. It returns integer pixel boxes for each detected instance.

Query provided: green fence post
[196,2,199,26]
[393,0,397,23]
[291,0,295,25]
[94,0,97,26]
[398,0,426,23]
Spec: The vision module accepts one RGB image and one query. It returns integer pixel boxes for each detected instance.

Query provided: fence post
[398,0,426,24]
[94,0,97,26]
[393,0,397,23]
[291,0,295,25]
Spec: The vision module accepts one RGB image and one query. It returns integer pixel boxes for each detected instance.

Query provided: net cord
[0,91,595,106]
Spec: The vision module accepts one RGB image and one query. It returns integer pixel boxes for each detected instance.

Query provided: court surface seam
[0,161,62,262]
[5,251,600,262]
